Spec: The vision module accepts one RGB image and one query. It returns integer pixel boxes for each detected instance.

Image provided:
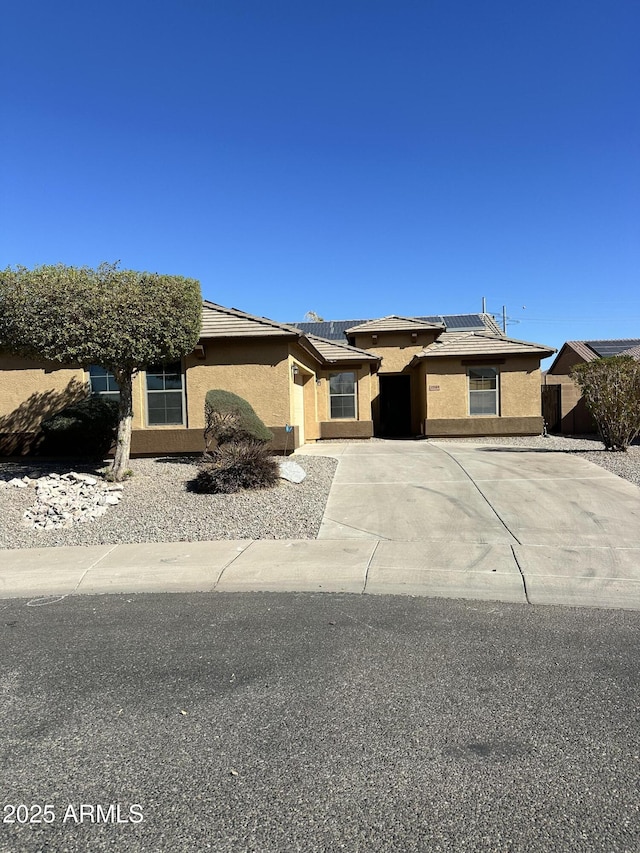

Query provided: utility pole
[502,305,507,334]
[481,296,486,313]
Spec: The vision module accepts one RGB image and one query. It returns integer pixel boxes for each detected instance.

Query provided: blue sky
[2,1,638,364]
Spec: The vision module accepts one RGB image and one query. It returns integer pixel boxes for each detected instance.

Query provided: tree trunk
[110,369,134,481]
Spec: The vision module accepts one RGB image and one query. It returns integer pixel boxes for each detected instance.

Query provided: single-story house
[544,338,640,434]
[0,301,555,455]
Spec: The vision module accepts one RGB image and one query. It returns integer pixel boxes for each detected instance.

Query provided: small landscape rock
[277,459,307,483]
[8,478,28,489]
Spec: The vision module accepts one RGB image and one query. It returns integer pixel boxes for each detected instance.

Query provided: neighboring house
[0,302,554,455]
[545,339,640,434]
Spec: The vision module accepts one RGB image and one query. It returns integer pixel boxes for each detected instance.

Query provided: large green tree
[0,263,202,479]
[570,355,640,451]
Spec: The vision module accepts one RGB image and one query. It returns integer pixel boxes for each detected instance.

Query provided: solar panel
[586,339,640,357]
[418,314,488,330]
[293,313,493,338]
[293,320,367,340]
[442,314,486,330]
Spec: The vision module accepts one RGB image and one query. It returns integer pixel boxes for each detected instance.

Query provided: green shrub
[571,356,640,451]
[204,390,273,453]
[40,397,119,459]
[189,441,279,494]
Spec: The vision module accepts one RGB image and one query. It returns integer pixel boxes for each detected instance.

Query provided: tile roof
[620,344,640,360]
[547,339,640,373]
[413,331,555,360]
[302,335,380,364]
[345,315,444,334]
[201,301,301,338]
[559,341,600,363]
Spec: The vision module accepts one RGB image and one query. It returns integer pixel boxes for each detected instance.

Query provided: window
[329,371,357,419]
[89,365,120,402]
[468,367,499,415]
[146,362,184,425]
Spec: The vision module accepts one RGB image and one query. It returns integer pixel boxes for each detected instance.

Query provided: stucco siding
[419,356,542,421]
[425,417,543,437]
[0,355,85,422]
[289,342,321,443]
[0,354,86,438]
[184,340,291,430]
[351,331,440,373]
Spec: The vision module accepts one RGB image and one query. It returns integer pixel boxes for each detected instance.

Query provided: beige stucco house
[0,301,554,455]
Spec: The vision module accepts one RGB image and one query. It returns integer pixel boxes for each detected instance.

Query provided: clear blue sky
[2,0,638,365]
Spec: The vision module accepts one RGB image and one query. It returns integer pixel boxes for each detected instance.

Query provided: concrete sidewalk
[2,537,640,610]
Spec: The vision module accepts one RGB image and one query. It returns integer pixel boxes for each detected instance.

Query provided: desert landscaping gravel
[1,435,639,550]
[0,455,337,550]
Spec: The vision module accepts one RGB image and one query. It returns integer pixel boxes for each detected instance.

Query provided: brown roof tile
[414,332,555,360]
[621,344,640,360]
[303,335,381,364]
[346,315,444,334]
[200,301,301,338]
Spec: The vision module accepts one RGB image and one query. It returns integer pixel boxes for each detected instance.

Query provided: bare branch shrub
[189,441,279,493]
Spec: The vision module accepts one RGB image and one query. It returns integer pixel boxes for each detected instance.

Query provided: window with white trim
[468,367,499,415]
[146,362,184,425]
[329,372,357,419]
[89,365,120,402]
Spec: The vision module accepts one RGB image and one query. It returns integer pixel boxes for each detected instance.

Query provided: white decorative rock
[69,472,98,485]
[17,471,126,529]
[277,459,307,484]
[8,478,28,488]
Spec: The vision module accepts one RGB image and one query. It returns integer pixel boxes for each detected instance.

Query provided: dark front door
[378,374,412,437]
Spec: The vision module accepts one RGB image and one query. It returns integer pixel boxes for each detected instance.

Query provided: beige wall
[0,338,377,453]
[425,417,543,437]
[350,331,440,374]
[0,354,173,436]
[418,356,542,421]
[289,343,321,443]
[0,353,86,435]
[1,339,547,450]
[184,339,291,430]
[0,339,295,447]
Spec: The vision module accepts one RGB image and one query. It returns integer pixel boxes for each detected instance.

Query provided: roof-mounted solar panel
[586,339,640,357]
[442,314,486,330]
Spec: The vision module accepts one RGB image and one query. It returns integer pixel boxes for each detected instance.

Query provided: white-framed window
[146,362,185,425]
[329,371,357,419]
[88,365,120,402]
[468,367,499,416]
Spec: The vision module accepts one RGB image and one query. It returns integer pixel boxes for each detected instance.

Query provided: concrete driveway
[297,439,640,608]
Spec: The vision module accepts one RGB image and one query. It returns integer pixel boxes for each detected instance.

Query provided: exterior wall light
[291,364,300,377]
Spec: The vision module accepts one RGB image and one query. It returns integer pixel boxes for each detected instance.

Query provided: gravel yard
[1,435,639,551]
[0,455,337,550]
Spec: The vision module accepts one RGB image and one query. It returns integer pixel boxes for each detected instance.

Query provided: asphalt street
[1,591,639,852]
